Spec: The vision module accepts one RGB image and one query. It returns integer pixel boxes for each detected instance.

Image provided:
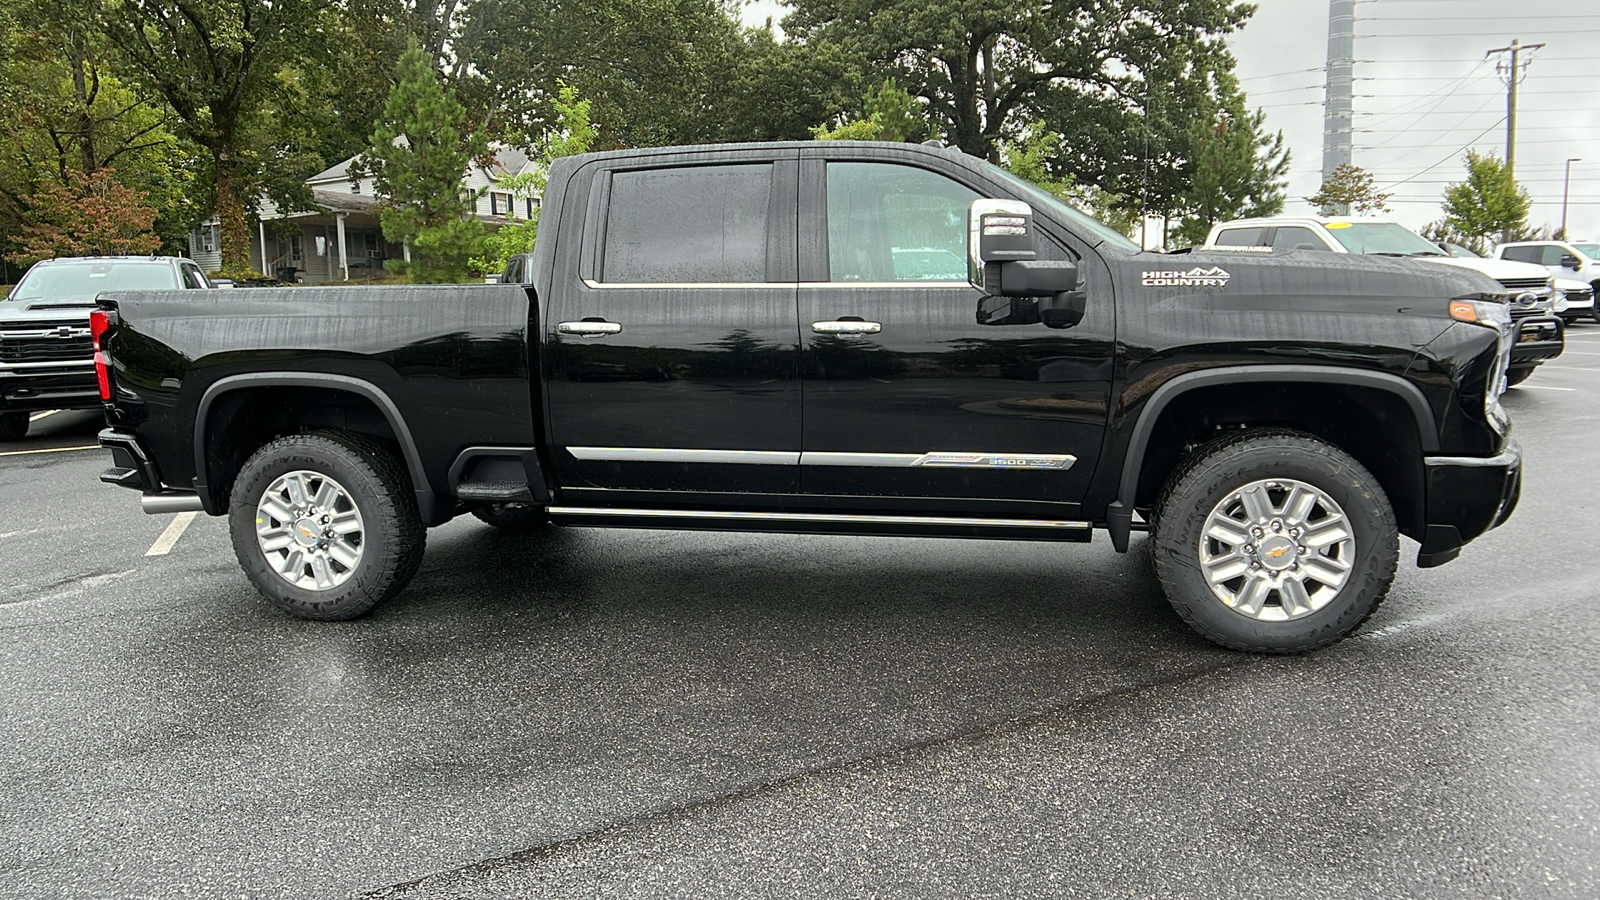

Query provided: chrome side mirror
[967,199,1036,289]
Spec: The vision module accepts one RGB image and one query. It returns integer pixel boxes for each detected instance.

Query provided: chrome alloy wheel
[255,470,365,592]
[1198,478,1355,622]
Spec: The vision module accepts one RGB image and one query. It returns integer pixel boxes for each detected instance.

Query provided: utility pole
[1321,0,1357,214]
[1563,158,1582,239]
[1487,38,1545,179]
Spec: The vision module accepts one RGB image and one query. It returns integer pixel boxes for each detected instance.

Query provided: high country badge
[1140,266,1232,287]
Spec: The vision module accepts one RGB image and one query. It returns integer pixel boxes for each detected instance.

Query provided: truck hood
[1418,255,1551,282]
[0,298,96,324]
[1149,248,1500,299]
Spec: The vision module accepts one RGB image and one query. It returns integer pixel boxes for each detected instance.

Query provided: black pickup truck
[92,141,1522,653]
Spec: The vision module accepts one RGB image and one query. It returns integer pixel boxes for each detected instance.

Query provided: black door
[796,154,1114,512]
[544,153,802,494]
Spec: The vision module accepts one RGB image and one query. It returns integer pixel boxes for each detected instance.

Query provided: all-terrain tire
[1150,429,1398,654]
[470,502,549,530]
[1505,367,1535,388]
[229,431,425,620]
[0,412,28,441]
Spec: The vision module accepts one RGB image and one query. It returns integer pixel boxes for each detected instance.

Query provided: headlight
[1450,295,1514,434]
[1450,297,1512,332]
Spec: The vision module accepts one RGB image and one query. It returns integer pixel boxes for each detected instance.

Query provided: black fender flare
[1105,364,1438,552]
[193,372,445,524]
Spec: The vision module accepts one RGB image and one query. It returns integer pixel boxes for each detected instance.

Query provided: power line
[1375,117,1507,190]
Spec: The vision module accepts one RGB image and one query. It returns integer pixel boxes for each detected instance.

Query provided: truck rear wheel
[228,431,425,621]
[1150,429,1398,653]
[0,412,28,441]
[1505,367,1535,388]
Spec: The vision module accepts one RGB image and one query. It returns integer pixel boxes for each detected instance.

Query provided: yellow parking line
[145,512,198,557]
[0,445,99,457]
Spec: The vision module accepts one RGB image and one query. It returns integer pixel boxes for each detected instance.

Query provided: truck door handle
[557,319,622,336]
[812,319,882,335]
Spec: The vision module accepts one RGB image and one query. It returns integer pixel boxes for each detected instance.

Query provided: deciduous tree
[481,83,596,270]
[7,167,160,263]
[1442,151,1530,245]
[812,81,931,142]
[783,0,1253,161]
[100,0,326,276]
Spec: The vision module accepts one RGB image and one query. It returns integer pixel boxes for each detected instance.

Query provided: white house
[188,146,540,282]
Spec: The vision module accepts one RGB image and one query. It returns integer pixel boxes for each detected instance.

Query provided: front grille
[1566,289,1594,303]
[0,322,93,364]
[1497,277,1550,292]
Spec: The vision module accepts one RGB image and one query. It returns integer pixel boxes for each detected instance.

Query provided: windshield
[10,260,179,301]
[1323,222,1446,257]
[981,162,1141,252]
[1572,243,1600,260]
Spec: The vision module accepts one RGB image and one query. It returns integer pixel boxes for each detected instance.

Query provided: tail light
[89,309,112,401]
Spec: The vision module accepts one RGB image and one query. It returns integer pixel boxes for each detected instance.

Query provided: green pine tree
[365,41,488,283]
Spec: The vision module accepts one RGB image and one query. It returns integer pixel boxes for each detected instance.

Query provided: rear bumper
[1416,439,1522,568]
[1508,315,1564,367]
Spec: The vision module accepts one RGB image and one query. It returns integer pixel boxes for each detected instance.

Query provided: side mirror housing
[967,199,1036,287]
[1561,254,1581,268]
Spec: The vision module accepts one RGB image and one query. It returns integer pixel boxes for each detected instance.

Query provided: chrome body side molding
[801,451,1076,470]
[566,447,1076,470]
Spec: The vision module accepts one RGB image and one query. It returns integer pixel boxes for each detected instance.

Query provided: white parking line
[145,512,198,557]
[28,410,60,422]
[0,445,99,457]
[1515,385,1578,392]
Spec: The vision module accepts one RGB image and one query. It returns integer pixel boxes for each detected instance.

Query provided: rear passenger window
[1213,227,1264,247]
[601,165,772,284]
[1501,246,1540,264]
[1271,227,1325,251]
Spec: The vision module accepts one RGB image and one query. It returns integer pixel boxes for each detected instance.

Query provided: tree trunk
[68,42,97,175]
[214,149,254,276]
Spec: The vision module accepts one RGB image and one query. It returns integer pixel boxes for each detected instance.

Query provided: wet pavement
[0,329,1597,899]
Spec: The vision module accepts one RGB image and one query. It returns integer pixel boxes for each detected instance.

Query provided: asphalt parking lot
[1,330,1597,899]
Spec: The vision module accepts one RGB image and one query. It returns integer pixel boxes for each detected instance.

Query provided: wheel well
[201,386,403,510]
[1133,382,1427,540]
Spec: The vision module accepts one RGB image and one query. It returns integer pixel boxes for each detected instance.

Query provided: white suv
[1495,240,1600,320]
[1204,216,1561,314]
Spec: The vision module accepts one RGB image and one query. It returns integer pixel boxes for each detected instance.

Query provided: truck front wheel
[229,431,425,620]
[1151,429,1398,653]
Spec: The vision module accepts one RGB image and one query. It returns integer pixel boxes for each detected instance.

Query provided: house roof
[307,158,357,184]
[310,189,381,214]
[310,144,534,185]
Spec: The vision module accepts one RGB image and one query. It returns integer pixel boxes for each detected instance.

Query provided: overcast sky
[740,0,1600,239]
